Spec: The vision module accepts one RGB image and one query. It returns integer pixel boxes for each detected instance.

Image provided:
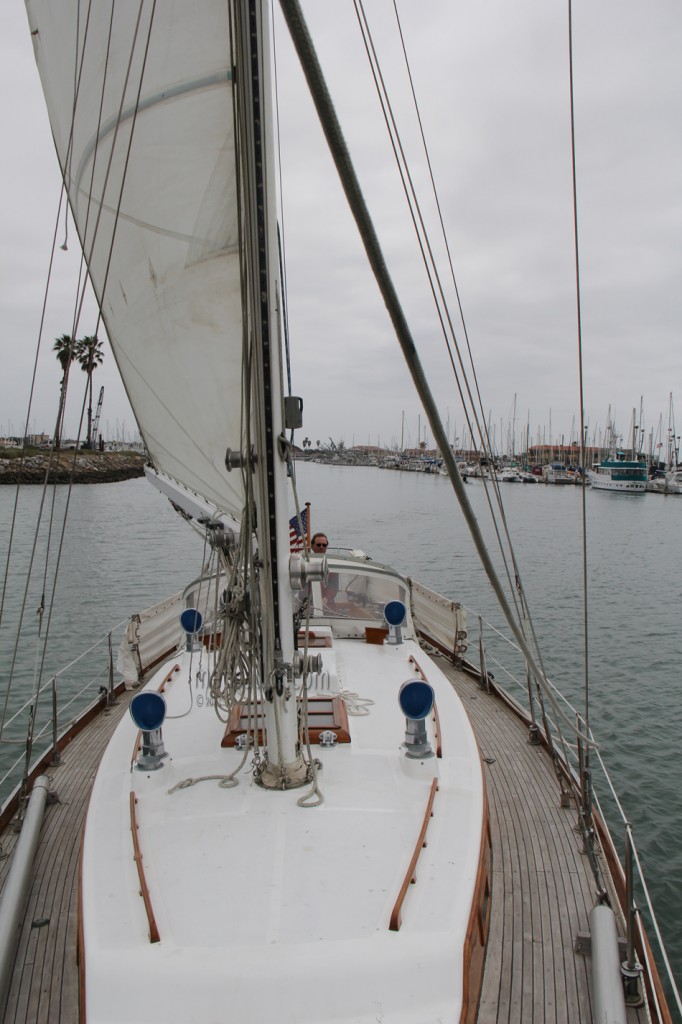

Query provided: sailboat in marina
[648,395,682,495]
[1,2,679,1022]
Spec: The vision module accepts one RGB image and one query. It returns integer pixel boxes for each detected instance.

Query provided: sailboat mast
[234,1,305,786]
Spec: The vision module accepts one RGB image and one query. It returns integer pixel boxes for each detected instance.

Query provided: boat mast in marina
[231,3,307,788]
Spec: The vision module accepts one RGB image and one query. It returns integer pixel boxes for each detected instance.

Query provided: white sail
[26,0,247,520]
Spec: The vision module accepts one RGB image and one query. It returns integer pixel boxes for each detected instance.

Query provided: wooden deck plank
[495,720,548,1022]
[0,691,136,1024]
[504,807,529,1018]
[28,802,78,1020]
[513,748,581,1022]
[441,659,650,1024]
[532,829,556,1020]
[476,785,505,1020]
[29,816,81,1023]
[14,743,97,1023]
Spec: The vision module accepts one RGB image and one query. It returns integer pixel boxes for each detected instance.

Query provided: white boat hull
[588,472,646,493]
[647,471,682,494]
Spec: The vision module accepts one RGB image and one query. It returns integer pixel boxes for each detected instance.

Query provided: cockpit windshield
[303,560,411,635]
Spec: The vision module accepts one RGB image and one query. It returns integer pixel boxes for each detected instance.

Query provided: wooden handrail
[408,653,426,678]
[389,777,439,931]
[129,792,160,943]
[127,668,179,942]
[158,662,181,693]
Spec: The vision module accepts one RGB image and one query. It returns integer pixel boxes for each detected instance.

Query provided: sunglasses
[313,542,328,548]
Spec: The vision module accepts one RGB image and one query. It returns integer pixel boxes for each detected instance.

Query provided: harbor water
[0,462,680,982]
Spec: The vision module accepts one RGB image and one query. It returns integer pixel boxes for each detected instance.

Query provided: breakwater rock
[0,451,146,484]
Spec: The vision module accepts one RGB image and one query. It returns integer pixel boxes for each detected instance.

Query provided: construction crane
[91,387,104,450]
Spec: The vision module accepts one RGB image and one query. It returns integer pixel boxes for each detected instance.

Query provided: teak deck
[0,661,648,1023]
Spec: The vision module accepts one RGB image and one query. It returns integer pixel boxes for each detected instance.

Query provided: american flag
[289,508,308,552]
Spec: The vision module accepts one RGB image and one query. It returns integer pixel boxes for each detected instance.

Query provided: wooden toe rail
[130,792,160,943]
[389,776,439,931]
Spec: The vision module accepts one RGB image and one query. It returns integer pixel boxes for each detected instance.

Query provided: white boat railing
[592,758,682,1020]
[0,594,189,820]
[408,579,469,661]
[115,575,227,687]
[118,590,186,684]
[0,579,228,818]
[0,622,131,816]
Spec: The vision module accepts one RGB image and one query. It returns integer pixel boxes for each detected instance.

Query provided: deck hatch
[221,696,351,747]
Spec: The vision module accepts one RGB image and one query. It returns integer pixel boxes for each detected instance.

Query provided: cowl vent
[130,692,168,771]
[398,680,435,759]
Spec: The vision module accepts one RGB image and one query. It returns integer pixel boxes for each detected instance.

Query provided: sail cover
[26,0,248,520]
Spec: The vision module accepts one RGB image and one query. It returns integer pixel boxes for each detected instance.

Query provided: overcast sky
[2,1,681,454]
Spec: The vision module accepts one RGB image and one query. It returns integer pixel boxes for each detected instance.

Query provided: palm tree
[76,336,104,447]
[53,333,76,373]
[53,334,77,447]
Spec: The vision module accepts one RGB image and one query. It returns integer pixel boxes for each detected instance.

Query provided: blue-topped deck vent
[398,680,435,759]
[181,607,203,650]
[384,600,406,646]
[130,692,168,771]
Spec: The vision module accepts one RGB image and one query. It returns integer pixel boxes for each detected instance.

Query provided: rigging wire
[352,0,496,470]
[271,10,295,401]
[0,356,102,744]
[0,183,68,636]
[0,269,91,735]
[280,0,593,747]
[388,0,496,469]
[565,0,599,864]
[353,3,532,629]
[0,1,157,740]
[352,0,572,763]
[71,0,158,360]
[0,0,99,631]
[567,0,591,753]
[385,3,569,765]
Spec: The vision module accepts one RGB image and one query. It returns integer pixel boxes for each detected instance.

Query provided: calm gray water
[0,464,680,987]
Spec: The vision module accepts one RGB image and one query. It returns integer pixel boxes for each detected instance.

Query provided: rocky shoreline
[0,451,146,484]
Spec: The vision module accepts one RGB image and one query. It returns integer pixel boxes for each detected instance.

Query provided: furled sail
[26,0,247,520]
